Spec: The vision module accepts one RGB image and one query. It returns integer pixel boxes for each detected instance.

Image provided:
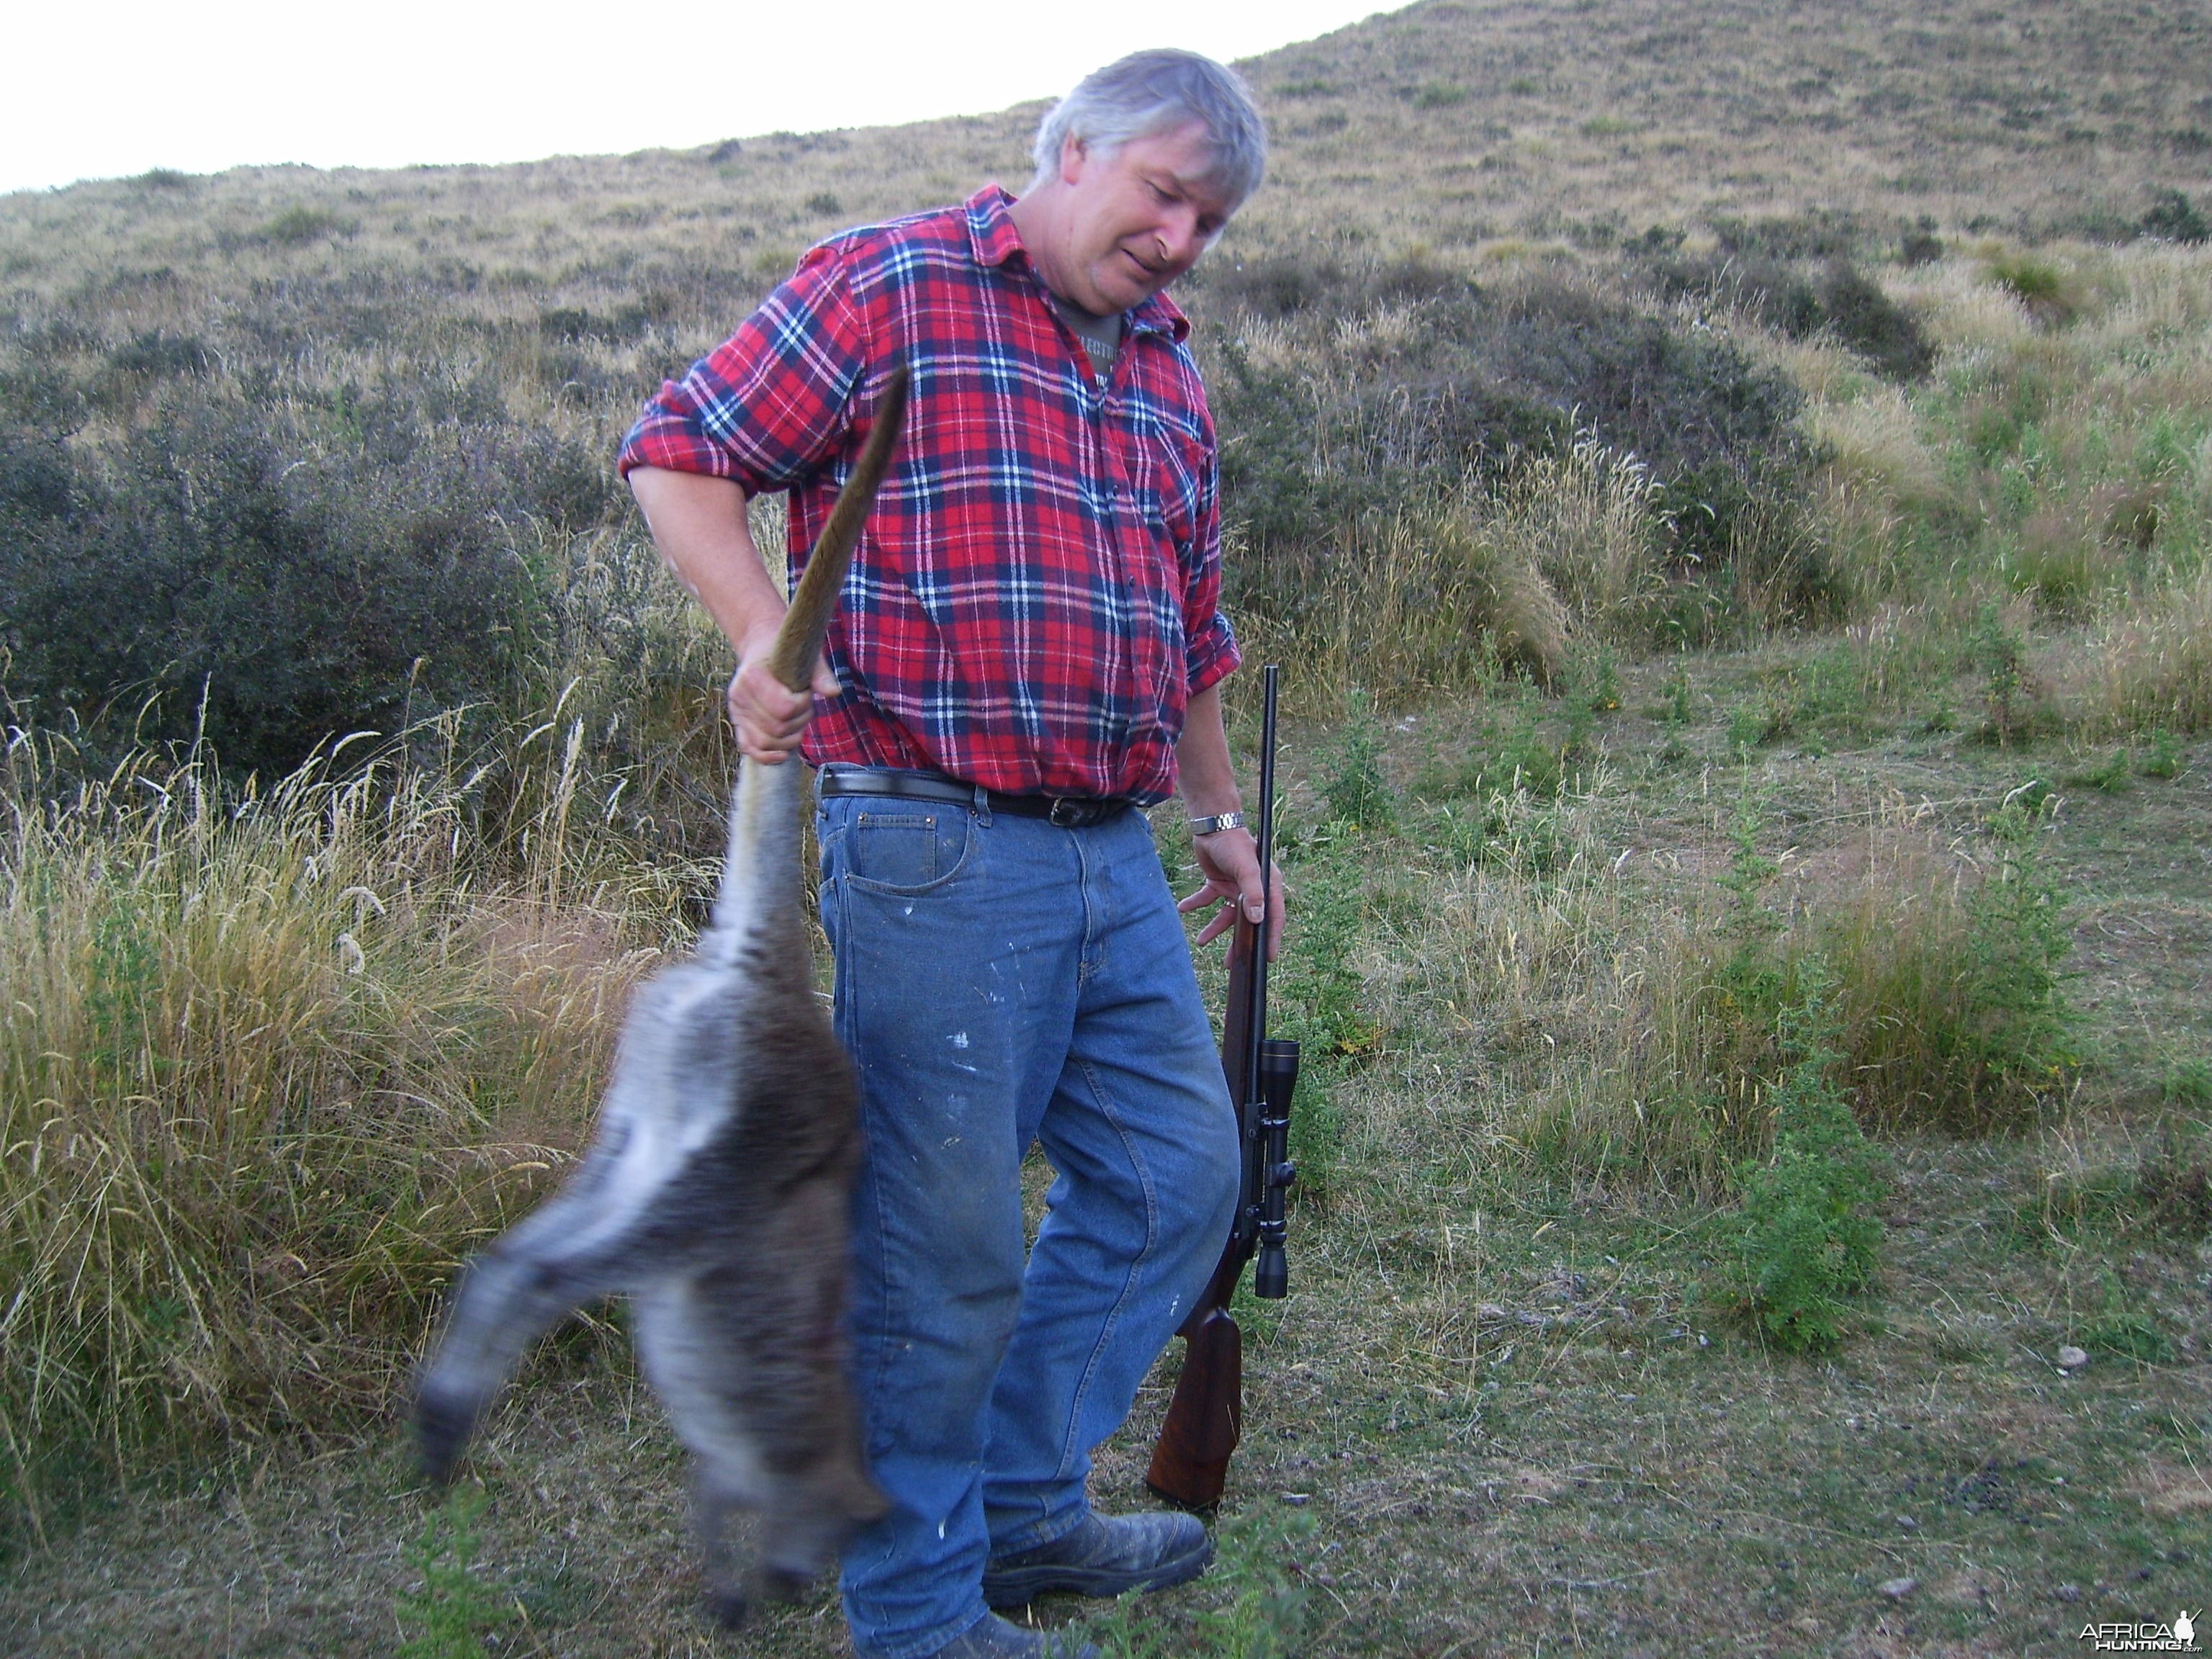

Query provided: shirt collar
[964,184,1191,343]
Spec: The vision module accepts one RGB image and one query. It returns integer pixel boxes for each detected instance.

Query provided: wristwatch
[1188,811,1245,837]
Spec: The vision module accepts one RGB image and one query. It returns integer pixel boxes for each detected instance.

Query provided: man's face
[1051,122,1238,314]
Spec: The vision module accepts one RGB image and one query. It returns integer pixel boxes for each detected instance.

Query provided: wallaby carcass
[413,365,911,1627]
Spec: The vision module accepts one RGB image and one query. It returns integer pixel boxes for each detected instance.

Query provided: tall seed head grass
[0,729,665,1541]
[1238,437,1665,715]
[2073,564,2212,735]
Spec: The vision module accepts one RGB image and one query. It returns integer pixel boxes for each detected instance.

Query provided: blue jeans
[816,785,1239,1659]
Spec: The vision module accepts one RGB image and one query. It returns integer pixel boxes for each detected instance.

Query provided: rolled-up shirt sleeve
[1181,439,1241,698]
[616,243,866,493]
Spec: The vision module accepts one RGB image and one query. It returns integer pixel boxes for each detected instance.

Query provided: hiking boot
[919,1611,1101,1658]
[981,1510,1214,1608]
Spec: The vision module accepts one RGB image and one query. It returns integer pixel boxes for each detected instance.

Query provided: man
[619,50,1277,1659]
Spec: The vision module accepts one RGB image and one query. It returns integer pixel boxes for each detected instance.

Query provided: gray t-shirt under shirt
[1050,292,1123,386]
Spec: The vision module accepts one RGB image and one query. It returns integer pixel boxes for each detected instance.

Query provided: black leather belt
[817,766,1132,828]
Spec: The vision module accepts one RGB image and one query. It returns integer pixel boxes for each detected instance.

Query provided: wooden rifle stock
[1146,922,1260,1507]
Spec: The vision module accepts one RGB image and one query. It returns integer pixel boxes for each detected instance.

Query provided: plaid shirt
[619,186,1239,807]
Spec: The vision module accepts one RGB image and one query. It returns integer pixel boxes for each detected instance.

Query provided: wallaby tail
[767,361,912,691]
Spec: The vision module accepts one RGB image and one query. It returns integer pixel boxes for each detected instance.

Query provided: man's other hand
[1178,826,1285,960]
[727,627,840,764]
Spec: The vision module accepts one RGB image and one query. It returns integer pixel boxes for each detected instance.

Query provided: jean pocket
[842,806,974,895]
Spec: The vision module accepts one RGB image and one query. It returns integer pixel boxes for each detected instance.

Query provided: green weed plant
[1082,1506,1312,1658]
[1317,698,1398,830]
[1736,967,1890,1353]
[397,1487,513,1659]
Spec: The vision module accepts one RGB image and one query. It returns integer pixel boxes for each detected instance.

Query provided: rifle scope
[1251,1037,1300,1299]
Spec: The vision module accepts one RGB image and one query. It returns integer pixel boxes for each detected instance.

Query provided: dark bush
[257,206,354,247]
[0,430,75,519]
[1192,267,1818,637]
[107,330,213,380]
[0,377,614,775]
[1654,461,1843,636]
[1817,263,1936,379]
[2141,189,2211,244]
[1900,218,1944,266]
[1711,210,1865,261]
[1195,251,1467,320]
[1641,252,1933,380]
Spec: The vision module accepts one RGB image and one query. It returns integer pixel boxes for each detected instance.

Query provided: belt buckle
[1048,797,1085,828]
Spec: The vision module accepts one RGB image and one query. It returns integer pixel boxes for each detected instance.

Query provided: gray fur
[412,752,884,1625]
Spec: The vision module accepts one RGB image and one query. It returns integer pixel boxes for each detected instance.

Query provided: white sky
[3,1,1413,196]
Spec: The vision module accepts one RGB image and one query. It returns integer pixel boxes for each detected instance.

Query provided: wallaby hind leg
[413,1237,622,1485]
[413,1117,679,1483]
[692,1474,755,1630]
[752,1472,875,1600]
[719,1192,886,1594]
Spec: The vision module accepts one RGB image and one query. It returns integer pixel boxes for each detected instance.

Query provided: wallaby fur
[412,365,910,1627]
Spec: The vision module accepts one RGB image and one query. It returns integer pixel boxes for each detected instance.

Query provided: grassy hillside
[6,0,2208,292]
[6,4,2212,1655]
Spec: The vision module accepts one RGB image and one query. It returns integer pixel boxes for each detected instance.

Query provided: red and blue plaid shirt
[619,186,1239,806]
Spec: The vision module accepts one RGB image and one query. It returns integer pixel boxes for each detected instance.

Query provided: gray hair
[1029,49,1267,207]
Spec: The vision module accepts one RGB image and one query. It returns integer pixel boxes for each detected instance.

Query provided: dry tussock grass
[0,732,675,1537]
[1238,435,1663,715]
[2072,565,2212,735]
[1376,799,2077,1190]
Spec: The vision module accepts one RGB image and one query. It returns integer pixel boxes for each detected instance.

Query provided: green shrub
[2080,747,2134,793]
[2080,1272,2175,1364]
[0,734,648,1539]
[1972,602,2035,742]
[2162,1057,2212,1103]
[1825,797,2076,1131]
[1443,691,1578,800]
[1736,968,1889,1353]
[1084,1507,1313,1658]
[1985,251,2078,325]
[1585,788,2077,1186]
[257,205,354,247]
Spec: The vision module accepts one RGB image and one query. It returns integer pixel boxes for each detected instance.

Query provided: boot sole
[980,1534,1214,1609]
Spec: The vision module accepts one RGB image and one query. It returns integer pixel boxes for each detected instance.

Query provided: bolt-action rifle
[1147,664,1300,1510]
